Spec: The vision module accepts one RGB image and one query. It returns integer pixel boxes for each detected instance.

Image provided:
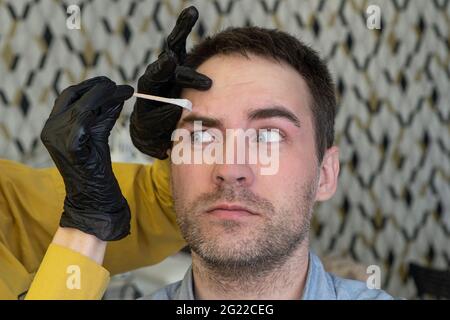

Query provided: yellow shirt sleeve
[0,158,186,299]
[25,243,110,300]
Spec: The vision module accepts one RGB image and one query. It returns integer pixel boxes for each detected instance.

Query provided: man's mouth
[206,203,259,220]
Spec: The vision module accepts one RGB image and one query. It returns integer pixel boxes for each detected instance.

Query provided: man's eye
[257,129,283,143]
[191,131,215,144]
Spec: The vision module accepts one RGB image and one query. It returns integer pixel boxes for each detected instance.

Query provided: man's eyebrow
[248,106,301,128]
[179,114,223,128]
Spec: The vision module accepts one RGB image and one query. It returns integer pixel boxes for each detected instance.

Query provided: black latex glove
[130,6,212,159]
[41,76,134,241]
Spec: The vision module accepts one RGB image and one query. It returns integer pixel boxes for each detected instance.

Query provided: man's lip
[206,204,258,215]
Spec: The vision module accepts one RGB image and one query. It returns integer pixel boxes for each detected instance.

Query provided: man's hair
[184,26,336,162]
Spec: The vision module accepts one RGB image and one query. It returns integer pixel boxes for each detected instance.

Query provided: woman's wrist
[52,227,107,265]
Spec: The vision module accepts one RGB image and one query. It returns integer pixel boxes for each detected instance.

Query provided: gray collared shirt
[142,251,394,300]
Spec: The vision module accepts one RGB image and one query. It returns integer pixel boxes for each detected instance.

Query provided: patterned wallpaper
[0,0,449,298]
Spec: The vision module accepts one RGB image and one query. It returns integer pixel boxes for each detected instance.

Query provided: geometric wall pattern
[0,0,448,298]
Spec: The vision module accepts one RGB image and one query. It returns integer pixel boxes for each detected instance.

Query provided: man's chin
[200,219,260,240]
[194,229,261,255]
[193,242,260,266]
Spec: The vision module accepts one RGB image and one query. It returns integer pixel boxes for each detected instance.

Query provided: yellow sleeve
[0,158,185,299]
[104,159,187,275]
[25,243,110,300]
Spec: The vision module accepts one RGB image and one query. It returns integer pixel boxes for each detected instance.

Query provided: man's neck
[191,244,310,300]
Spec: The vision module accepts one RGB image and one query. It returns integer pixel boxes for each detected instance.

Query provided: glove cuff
[60,199,131,241]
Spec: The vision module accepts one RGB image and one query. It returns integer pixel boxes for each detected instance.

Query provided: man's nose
[212,163,255,187]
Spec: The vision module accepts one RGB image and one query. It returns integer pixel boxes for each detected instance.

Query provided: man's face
[170,54,323,270]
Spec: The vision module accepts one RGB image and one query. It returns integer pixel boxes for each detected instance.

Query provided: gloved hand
[130,6,212,159]
[41,76,134,241]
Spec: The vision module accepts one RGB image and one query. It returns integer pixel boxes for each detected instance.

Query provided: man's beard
[173,178,317,279]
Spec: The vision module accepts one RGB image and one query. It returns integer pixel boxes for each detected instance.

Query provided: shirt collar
[302,251,337,299]
[175,251,336,300]
[173,265,195,300]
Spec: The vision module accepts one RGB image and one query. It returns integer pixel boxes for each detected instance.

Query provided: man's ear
[315,146,340,201]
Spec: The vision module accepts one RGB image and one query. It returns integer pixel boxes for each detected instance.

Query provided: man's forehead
[195,53,293,85]
[180,54,310,121]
